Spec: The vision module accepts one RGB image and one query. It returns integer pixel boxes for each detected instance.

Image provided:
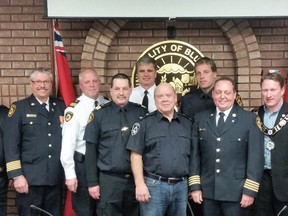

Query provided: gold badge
[256,116,262,130]
[8,104,16,117]
[88,112,94,123]
[64,112,73,122]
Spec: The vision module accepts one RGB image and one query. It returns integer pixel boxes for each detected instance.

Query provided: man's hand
[189,190,203,204]
[240,194,254,208]
[14,175,29,194]
[88,186,100,200]
[65,178,78,193]
[135,183,151,203]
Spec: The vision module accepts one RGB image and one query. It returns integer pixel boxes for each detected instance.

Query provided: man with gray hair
[4,68,66,216]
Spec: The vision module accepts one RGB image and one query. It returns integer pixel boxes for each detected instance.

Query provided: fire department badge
[8,104,16,117]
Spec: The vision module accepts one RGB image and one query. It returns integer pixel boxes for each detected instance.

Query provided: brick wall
[0,0,287,215]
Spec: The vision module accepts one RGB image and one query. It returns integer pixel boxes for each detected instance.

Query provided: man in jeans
[127,82,193,216]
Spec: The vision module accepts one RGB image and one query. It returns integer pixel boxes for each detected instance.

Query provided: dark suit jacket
[190,105,264,202]
[258,102,288,202]
[4,95,65,186]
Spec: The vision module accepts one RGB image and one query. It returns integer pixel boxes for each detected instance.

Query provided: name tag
[26,114,37,117]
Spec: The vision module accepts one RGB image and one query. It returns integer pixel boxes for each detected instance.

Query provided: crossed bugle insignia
[64,111,74,122]
[131,123,140,136]
[8,104,16,117]
[88,112,94,123]
[259,113,288,136]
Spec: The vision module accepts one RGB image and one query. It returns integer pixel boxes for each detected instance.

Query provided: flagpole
[49,18,57,97]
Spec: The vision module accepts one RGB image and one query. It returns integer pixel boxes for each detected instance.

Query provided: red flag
[53,19,75,216]
[53,20,76,107]
[284,78,288,103]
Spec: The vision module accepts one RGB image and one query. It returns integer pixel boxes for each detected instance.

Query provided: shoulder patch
[64,111,74,122]
[131,123,140,136]
[8,104,16,117]
[88,112,94,123]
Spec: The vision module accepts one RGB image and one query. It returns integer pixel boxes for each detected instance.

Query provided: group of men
[0,56,287,216]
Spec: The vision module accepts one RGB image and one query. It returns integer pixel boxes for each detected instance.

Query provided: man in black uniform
[0,105,8,216]
[127,82,193,216]
[180,57,243,124]
[84,73,147,216]
[190,77,264,216]
[4,68,65,216]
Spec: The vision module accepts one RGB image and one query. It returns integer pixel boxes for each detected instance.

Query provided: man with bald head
[127,82,193,216]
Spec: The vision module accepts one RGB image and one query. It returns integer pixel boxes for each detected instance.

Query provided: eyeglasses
[31,80,52,85]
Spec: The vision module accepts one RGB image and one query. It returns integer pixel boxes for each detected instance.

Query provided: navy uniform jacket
[0,105,8,176]
[84,101,147,187]
[4,95,65,186]
[190,105,264,201]
[127,110,193,178]
[258,102,288,202]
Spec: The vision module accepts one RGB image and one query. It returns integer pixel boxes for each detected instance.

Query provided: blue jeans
[140,176,188,216]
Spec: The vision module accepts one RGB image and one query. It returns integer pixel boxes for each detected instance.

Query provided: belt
[74,151,85,162]
[264,169,272,176]
[144,172,185,184]
[101,171,132,179]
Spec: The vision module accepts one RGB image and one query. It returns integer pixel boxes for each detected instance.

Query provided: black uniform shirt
[84,101,147,186]
[127,110,193,178]
[179,88,214,122]
[0,105,8,172]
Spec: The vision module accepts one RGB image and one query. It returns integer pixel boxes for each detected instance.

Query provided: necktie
[120,108,129,146]
[217,112,225,133]
[142,90,148,109]
[41,103,49,115]
[94,100,99,107]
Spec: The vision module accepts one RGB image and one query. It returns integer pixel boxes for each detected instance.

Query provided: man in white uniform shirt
[129,56,157,112]
[60,68,109,216]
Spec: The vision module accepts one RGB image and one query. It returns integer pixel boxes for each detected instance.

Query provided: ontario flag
[53,19,75,216]
[284,74,288,103]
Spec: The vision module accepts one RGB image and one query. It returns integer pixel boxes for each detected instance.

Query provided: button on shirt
[129,84,157,113]
[263,106,280,169]
[60,94,109,179]
[126,111,193,178]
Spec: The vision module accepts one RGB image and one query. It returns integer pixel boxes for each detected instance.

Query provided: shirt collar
[155,110,180,122]
[199,89,212,99]
[138,84,156,95]
[216,105,233,117]
[264,99,283,114]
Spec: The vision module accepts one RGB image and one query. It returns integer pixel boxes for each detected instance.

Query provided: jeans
[140,176,188,216]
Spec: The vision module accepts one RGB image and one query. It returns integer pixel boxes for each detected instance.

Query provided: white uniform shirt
[60,94,109,179]
[129,84,157,113]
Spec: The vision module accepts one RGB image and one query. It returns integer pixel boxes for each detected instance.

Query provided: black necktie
[41,103,49,115]
[94,100,99,107]
[120,108,129,146]
[217,112,225,133]
[142,90,148,109]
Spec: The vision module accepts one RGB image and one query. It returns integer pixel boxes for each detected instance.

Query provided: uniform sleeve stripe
[188,175,201,186]
[244,179,260,192]
[6,160,21,172]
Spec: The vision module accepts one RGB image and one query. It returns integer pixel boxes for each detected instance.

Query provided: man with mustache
[4,68,66,216]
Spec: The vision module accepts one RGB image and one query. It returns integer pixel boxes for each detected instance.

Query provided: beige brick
[1,54,23,61]
[23,6,44,14]
[11,14,34,21]
[24,54,48,61]
[261,36,284,43]
[24,38,47,45]
[35,30,50,37]
[12,30,35,37]
[1,22,23,29]
[200,45,223,52]
[0,6,21,14]
[36,46,50,53]
[0,46,12,53]
[12,61,36,69]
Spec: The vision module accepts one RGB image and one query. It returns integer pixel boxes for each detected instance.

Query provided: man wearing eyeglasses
[4,68,66,216]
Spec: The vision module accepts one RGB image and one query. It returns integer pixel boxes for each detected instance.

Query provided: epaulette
[95,101,111,111]
[103,96,111,101]
[139,111,156,120]
[69,100,80,108]
[129,101,146,109]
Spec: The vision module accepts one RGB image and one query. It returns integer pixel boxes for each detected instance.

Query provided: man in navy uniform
[4,68,65,216]
[252,72,288,216]
[61,68,109,216]
[84,73,147,216]
[0,105,8,216]
[190,77,264,216]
